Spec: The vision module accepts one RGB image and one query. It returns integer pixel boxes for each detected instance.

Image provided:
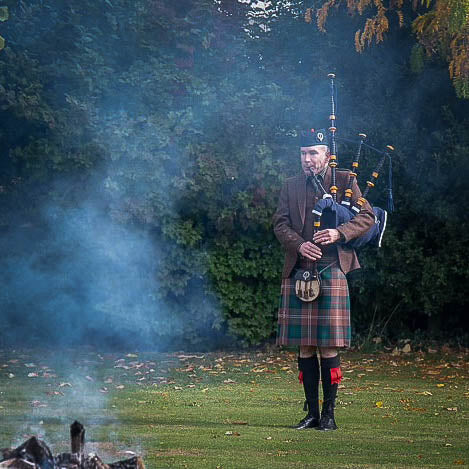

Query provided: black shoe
[316,415,337,431]
[294,414,320,430]
[316,402,338,431]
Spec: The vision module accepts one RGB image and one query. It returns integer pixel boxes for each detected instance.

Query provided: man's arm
[272,181,305,253]
[336,177,375,243]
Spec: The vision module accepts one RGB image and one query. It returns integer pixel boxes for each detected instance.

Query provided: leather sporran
[294,269,320,302]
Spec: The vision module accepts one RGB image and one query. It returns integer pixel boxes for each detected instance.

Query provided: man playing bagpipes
[272,128,376,431]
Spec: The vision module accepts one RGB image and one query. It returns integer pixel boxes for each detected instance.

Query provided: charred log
[0,459,37,468]
[54,452,81,468]
[2,437,54,469]
[0,422,145,469]
[70,422,85,457]
[81,454,108,469]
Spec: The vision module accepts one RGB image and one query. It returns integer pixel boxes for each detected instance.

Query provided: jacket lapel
[297,174,307,227]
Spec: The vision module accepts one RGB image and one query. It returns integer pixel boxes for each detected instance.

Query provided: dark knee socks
[298,355,320,418]
[320,355,343,404]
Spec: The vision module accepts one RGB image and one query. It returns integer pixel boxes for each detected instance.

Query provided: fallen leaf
[402,343,411,353]
[114,364,129,369]
[375,401,383,408]
[407,407,426,412]
[437,383,445,388]
[31,400,47,408]
[454,459,465,465]
[223,379,236,384]
[446,407,458,411]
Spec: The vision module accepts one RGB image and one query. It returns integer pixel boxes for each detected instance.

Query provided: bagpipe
[310,73,394,250]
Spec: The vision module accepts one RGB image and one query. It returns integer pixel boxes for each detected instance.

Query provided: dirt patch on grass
[152,448,203,457]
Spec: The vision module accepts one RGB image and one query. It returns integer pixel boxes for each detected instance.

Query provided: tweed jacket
[273,167,375,278]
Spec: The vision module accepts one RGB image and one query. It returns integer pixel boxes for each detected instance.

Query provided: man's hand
[298,241,322,261]
[313,229,341,246]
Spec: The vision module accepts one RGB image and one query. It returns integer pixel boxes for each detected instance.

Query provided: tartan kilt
[276,261,351,347]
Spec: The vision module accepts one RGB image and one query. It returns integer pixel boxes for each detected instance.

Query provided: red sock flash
[330,367,343,384]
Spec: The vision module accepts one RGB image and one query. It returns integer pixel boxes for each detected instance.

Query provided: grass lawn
[0,348,467,468]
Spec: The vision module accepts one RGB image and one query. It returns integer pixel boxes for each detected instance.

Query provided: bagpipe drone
[308,73,394,250]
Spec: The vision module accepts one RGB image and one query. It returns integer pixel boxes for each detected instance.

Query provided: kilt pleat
[276,262,351,347]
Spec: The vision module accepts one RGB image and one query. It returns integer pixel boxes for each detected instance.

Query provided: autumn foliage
[311,0,469,98]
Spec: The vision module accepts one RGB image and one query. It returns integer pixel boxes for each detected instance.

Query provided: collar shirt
[317,165,327,180]
[308,166,327,193]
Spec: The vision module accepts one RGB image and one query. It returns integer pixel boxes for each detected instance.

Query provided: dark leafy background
[0,0,468,349]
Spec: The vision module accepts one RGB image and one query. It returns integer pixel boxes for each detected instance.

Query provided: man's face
[300,145,330,176]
